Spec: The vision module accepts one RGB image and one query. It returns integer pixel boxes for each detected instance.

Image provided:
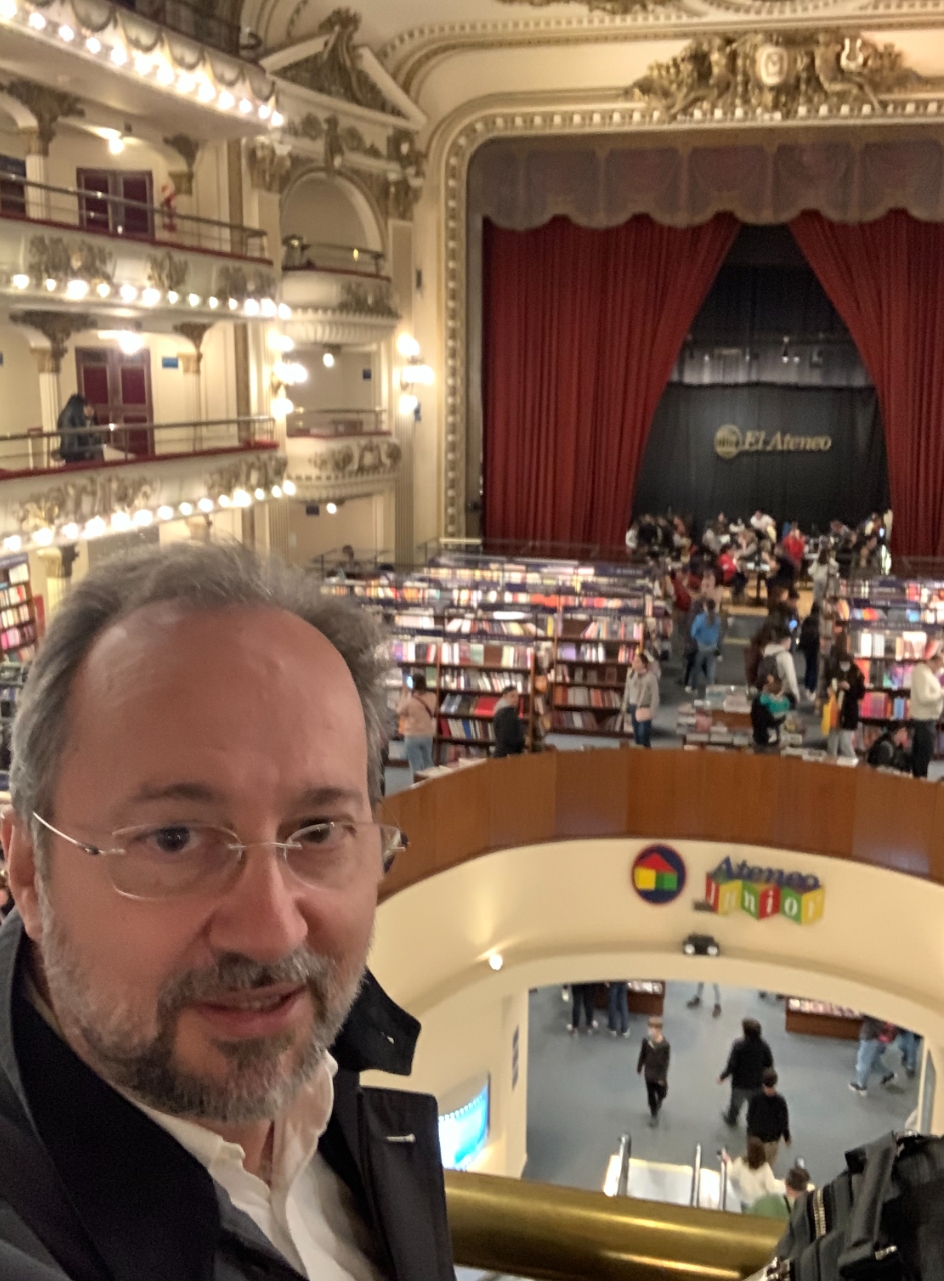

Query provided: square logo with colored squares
[632,844,687,906]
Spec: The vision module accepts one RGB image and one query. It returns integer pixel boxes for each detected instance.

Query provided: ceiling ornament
[247,138,294,193]
[626,31,928,121]
[279,8,404,118]
[10,309,98,372]
[0,79,84,156]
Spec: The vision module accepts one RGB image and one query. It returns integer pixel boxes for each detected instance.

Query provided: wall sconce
[397,333,433,420]
[270,358,307,418]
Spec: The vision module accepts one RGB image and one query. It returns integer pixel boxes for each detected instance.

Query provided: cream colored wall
[281,174,383,252]
[364,836,944,1170]
[59,332,200,427]
[0,324,42,439]
[285,491,392,563]
[46,126,176,201]
[291,349,378,413]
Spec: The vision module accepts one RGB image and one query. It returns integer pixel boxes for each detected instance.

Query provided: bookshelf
[319,555,667,760]
[0,555,38,664]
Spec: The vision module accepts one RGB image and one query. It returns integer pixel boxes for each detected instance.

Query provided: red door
[77,169,154,239]
[75,348,153,456]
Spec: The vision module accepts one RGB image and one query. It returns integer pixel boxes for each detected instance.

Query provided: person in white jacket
[723,1136,782,1212]
[762,629,800,708]
[910,645,944,778]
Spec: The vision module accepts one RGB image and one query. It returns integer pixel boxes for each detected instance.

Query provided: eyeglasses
[31,812,407,902]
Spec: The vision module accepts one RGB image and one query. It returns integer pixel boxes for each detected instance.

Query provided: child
[751,673,790,752]
[637,1017,671,1126]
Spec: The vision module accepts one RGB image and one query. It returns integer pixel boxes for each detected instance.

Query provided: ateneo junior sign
[714,424,833,460]
[704,856,825,924]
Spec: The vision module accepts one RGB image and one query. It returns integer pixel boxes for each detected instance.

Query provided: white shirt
[910,661,944,723]
[138,1057,384,1281]
[727,1157,782,1209]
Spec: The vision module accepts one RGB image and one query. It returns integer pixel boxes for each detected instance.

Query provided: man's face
[6,605,379,1124]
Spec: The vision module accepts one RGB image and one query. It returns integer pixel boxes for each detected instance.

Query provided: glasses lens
[287,822,391,887]
[108,824,237,899]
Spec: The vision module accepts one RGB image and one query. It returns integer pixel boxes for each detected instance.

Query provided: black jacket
[637,1037,670,1084]
[493,705,526,758]
[0,913,455,1281]
[746,1091,791,1144]
[720,1034,774,1091]
[823,656,866,731]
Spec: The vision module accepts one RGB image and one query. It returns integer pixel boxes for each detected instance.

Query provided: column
[24,148,49,222]
[388,220,416,564]
[36,546,78,618]
[33,349,61,435]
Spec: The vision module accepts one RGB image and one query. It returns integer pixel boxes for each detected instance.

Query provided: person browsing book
[751,672,790,752]
[909,643,944,778]
[397,671,437,779]
[493,686,527,757]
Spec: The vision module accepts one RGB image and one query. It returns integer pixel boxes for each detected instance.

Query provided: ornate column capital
[1,79,84,156]
[163,134,202,195]
[173,321,214,371]
[247,139,293,194]
[11,309,97,373]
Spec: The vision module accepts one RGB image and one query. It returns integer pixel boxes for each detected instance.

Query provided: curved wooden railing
[379,749,943,900]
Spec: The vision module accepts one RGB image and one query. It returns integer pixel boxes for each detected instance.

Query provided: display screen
[438,1079,490,1170]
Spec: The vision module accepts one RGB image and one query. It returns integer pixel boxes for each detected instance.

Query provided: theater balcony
[280,244,399,349]
[0,415,285,549]
[0,172,274,325]
[283,408,399,505]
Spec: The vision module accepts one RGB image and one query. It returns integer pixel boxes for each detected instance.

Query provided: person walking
[637,1017,670,1126]
[821,636,865,758]
[748,1166,811,1221]
[760,623,801,707]
[909,643,944,778]
[746,1068,791,1168]
[568,983,598,1035]
[687,982,722,1018]
[722,1137,781,1212]
[396,671,437,779]
[493,685,527,757]
[849,1016,897,1095]
[690,598,723,693]
[719,1018,774,1126]
[622,652,660,747]
[607,981,631,1038]
[798,604,821,702]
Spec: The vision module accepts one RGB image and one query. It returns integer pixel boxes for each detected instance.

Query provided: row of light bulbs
[10,273,291,318]
[0,0,282,124]
[2,480,298,552]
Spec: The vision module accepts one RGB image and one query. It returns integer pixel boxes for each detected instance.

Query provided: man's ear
[1,807,44,940]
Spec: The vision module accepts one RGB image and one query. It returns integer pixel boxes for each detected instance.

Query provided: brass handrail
[444,1170,781,1281]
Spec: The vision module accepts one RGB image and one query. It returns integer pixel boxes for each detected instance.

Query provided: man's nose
[206,844,309,961]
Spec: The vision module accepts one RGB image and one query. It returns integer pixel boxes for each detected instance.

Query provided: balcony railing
[282,239,385,275]
[0,416,275,477]
[114,0,262,58]
[0,170,268,261]
[286,408,386,438]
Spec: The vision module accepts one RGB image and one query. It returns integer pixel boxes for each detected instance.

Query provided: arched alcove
[281,171,385,255]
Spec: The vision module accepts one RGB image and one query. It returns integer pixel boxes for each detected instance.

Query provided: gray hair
[11,541,389,841]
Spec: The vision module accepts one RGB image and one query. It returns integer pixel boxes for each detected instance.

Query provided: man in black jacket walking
[746,1068,791,1168]
[719,1018,774,1127]
[493,687,527,758]
[637,1017,670,1126]
[0,543,454,1281]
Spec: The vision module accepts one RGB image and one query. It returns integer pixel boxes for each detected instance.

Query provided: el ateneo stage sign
[634,383,888,530]
[714,424,832,460]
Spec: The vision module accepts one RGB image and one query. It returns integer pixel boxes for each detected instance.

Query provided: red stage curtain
[483,213,739,550]
[791,210,944,558]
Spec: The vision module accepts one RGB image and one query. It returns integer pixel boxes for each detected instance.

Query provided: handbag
[821,694,840,736]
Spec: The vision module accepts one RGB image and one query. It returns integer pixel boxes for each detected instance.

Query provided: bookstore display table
[785,998,862,1041]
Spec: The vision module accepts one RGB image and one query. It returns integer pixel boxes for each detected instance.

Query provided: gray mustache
[159,949,335,1011]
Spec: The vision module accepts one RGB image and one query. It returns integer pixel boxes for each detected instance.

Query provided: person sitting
[866,724,912,773]
[723,1136,782,1213]
[748,1165,811,1220]
[493,685,527,757]
[751,672,790,753]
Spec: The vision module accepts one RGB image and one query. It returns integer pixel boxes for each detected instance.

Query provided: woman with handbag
[623,651,660,748]
[821,634,865,758]
[396,672,437,779]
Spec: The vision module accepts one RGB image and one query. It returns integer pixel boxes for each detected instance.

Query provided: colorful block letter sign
[705,857,825,925]
[632,844,687,906]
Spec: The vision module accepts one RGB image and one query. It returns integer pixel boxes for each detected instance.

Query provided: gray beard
[35,881,365,1124]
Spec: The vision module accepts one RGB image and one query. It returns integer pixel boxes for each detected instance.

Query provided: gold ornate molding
[247,138,293,193]
[172,322,214,370]
[25,235,114,292]
[206,453,287,501]
[16,473,157,532]
[147,251,189,293]
[627,30,930,121]
[497,0,660,10]
[10,309,98,372]
[0,80,84,156]
[293,436,402,488]
[163,134,201,195]
[337,279,399,318]
[216,263,277,302]
[279,8,405,118]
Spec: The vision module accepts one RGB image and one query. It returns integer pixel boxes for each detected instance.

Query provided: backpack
[756,650,781,689]
[768,1132,944,1281]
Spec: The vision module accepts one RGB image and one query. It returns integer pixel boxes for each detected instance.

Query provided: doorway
[75,347,153,456]
[77,169,154,240]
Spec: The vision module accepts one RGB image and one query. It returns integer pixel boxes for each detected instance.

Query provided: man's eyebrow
[125,784,364,808]
[293,787,364,809]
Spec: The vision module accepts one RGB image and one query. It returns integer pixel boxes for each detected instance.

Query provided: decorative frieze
[25,236,114,292]
[147,251,189,293]
[0,80,84,156]
[337,279,399,318]
[279,9,404,117]
[247,139,293,193]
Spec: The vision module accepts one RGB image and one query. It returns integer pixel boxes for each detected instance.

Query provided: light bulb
[258,103,272,120]
[157,505,174,520]
[134,55,153,75]
[66,279,89,299]
[198,82,216,103]
[177,75,195,94]
[188,293,201,307]
[399,393,419,415]
[326,502,338,515]
[218,494,231,508]
[44,278,57,292]
[273,360,290,382]
[228,298,239,311]
[119,283,137,302]
[238,98,252,114]
[271,394,294,418]
[322,351,335,368]
[178,502,193,516]
[208,296,219,309]
[116,331,143,355]
[142,287,161,306]
[107,134,125,156]
[61,522,79,540]
[197,497,213,513]
[218,90,235,110]
[2,535,21,552]
[397,333,420,359]
[268,333,293,353]
[86,35,101,52]
[271,111,284,128]
[111,511,131,531]
[243,298,260,316]
[277,303,291,319]
[402,363,434,386]
[254,487,265,500]
[132,509,153,527]
[157,64,174,85]
[261,298,277,317]
[282,478,296,496]
[271,485,282,498]
[167,290,179,304]
[84,516,106,538]
[28,11,45,28]
[110,45,128,65]
[58,23,74,39]
[233,488,252,507]
[0,0,18,19]
[11,274,28,289]
[488,953,504,971]
[96,281,111,297]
